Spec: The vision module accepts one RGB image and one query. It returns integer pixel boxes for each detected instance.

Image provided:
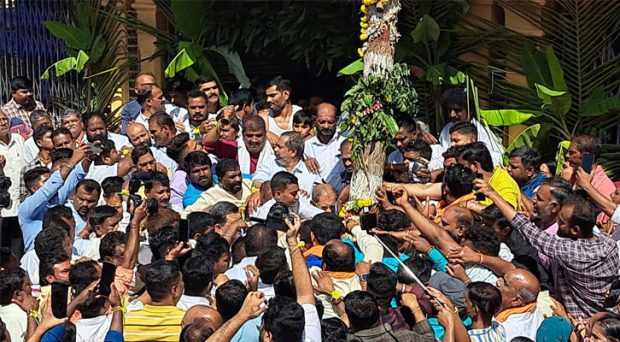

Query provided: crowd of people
[0,72,619,342]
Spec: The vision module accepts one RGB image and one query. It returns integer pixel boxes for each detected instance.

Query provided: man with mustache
[183,159,252,217]
[134,84,166,130]
[61,109,86,146]
[186,89,213,142]
[182,151,214,208]
[82,111,130,149]
[303,103,347,180]
[195,76,221,119]
[126,122,178,174]
[1,76,46,131]
[259,76,302,144]
[22,110,52,164]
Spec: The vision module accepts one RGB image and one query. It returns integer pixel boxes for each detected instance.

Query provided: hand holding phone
[51,282,69,319]
[179,219,189,243]
[581,153,595,174]
[99,262,117,297]
[360,213,378,231]
[474,173,486,201]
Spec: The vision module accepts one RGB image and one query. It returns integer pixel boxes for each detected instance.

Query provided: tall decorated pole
[339,0,418,205]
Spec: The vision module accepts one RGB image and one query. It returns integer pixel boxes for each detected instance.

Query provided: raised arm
[391,187,460,255]
[285,213,315,305]
[206,292,266,342]
[122,201,147,270]
[576,167,617,217]
[385,181,443,201]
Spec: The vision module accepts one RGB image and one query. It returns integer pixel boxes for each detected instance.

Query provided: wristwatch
[360,273,369,282]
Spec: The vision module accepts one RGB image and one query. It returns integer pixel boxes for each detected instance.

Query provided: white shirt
[150,146,178,174]
[23,136,39,164]
[439,118,505,166]
[252,197,323,222]
[302,303,322,342]
[176,294,210,311]
[134,112,151,130]
[0,303,27,342]
[498,306,544,341]
[85,164,118,184]
[0,133,25,217]
[73,236,101,260]
[76,314,113,342]
[267,105,302,136]
[304,132,347,180]
[253,159,322,195]
[225,256,258,283]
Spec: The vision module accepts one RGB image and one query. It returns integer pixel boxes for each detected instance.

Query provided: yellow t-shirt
[124,304,185,341]
[481,167,521,209]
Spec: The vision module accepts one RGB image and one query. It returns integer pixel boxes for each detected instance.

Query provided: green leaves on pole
[338,59,364,76]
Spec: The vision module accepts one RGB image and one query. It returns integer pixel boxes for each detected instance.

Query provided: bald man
[182,305,223,331]
[495,268,544,341]
[126,122,178,174]
[304,103,347,179]
[310,240,362,319]
[311,183,337,212]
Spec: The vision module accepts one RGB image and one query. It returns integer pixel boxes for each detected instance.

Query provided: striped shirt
[468,321,506,342]
[124,304,185,341]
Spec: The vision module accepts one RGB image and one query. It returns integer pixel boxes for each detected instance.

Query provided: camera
[266,202,295,232]
[128,172,153,208]
[0,176,11,208]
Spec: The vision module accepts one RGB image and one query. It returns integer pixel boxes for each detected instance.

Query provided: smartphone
[581,153,595,174]
[360,213,378,231]
[179,219,189,243]
[99,262,117,297]
[51,282,69,319]
[89,141,103,155]
[475,173,486,201]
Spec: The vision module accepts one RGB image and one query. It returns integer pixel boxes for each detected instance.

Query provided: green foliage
[41,50,89,80]
[478,109,539,126]
[338,59,364,76]
[340,63,418,167]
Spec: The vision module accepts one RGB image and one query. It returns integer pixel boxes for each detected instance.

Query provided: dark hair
[465,224,501,256]
[52,127,72,141]
[210,201,239,226]
[443,164,475,198]
[10,76,33,91]
[293,110,314,126]
[321,317,348,342]
[87,205,118,229]
[194,233,230,262]
[180,320,214,342]
[480,204,511,230]
[594,313,620,340]
[101,176,124,197]
[256,247,287,284]
[143,171,169,192]
[270,171,298,194]
[185,150,212,174]
[467,282,502,325]
[268,76,292,92]
[51,148,73,164]
[99,231,126,261]
[403,140,432,160]
[187,212,216,238]
[131,144,153,165]
[509,147,542,171]
[543,178,572,205]
[148,111,175,130]
[378,209,411,231]
[442,85,477,117]
[242,115,266,133]
[97,139,116,160]
[215,279,248,321]
[35,228,69,262]
[136,85,160,106]
[39,253,70,286]
[166,132,190,163]
[0,268,27,305]
[323,242,355,272]
[229,88,253,107]
[33,126,53,145]
[564,193,598,236]
[449,121,478,137]
[273,270,296,299]
[216,159,240,178]
[145,260,181,302]
[367,263,397,302]
[24,166,51,193]
[165,75,192,94]
[395,115,417,133]
[82,111,106,130]
[281,131,304,158]
[399,255,433,284]
[344,291,379,331]
[571,134,601,158]
[245,224,277,257]
[43,205,73,229]
[194,76,216,88]
[148,226,178,261]
[542,160,557,177]
[263,296,305,342]
[310,213,344,245]
[182,256,214,296]
[76,179,102,198]
[187,88,208,102]
[69,260,105,318]
[29,109,50,125]
[442,145,466,160]
[460,142,494,172]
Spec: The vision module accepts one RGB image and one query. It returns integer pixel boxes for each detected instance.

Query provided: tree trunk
[350,0,401,200]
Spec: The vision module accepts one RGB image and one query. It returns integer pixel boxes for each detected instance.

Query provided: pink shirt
[571,165,615,223]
